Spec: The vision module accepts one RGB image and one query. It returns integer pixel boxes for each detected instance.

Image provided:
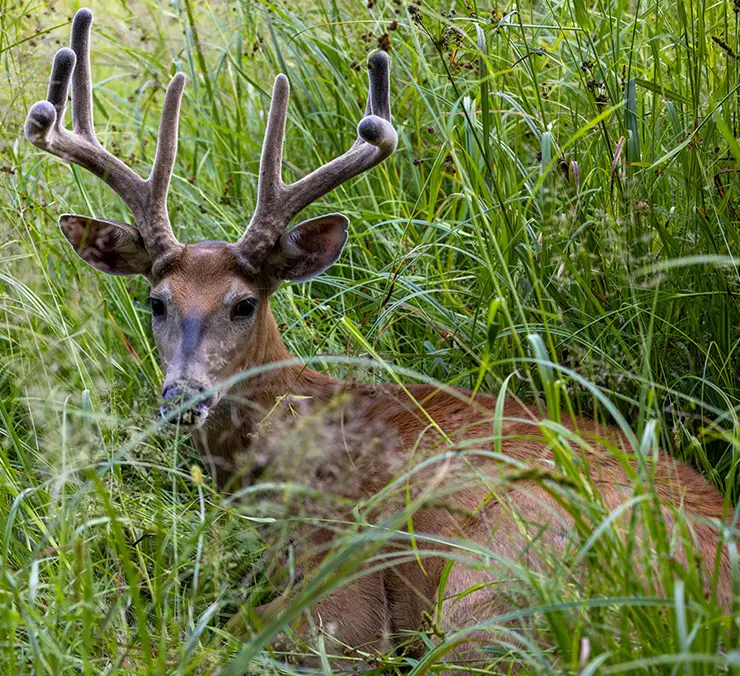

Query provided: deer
[26,9,735,672]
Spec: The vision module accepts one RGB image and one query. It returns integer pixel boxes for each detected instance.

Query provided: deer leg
[251,571,393,667]
[432,564,528,674]
[431,492,574,674]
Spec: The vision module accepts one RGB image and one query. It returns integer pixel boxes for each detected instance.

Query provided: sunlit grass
[1,0,740,673]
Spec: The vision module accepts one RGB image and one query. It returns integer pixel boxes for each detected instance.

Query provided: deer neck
[244,301,293,369]
[193,302,340,483]
[240,302,338,399]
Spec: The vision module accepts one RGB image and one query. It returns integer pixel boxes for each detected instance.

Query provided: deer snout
[160,383,214,427]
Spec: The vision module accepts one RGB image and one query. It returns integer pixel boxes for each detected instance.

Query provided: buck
[26,9,734,671]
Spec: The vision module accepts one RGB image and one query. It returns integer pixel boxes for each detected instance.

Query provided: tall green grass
[1,0,740,672]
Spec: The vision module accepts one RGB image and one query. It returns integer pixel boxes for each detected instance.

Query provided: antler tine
[24,8,182,260]
[235,75,291,273]
[257,74,290,210]
[69,9,95,141]
[237,51,398,275]
[45,46,75,125]
[149,73,187,211]
[362,50,391,121]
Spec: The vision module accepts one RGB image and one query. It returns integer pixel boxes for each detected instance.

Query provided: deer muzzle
[160,384,215,427]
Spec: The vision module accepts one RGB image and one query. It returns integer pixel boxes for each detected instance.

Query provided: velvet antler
[24,8,185,261]
[236,51,398,275]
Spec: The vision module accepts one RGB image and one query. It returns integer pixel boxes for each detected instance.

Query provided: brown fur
[168,244,240,314]
[146,246,736,671]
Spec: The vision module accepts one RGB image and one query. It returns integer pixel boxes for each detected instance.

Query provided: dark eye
[232,298,257,320]
[149,297,166,318]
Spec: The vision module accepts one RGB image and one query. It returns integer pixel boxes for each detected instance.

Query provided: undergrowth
[1,0,740,672]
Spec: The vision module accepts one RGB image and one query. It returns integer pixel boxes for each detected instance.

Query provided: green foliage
[1,0,740,672]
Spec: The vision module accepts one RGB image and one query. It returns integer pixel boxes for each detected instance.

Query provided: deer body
[171,262,732,654]
[26,10,733,670]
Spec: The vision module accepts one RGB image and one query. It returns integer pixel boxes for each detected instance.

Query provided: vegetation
[1,0,739,672]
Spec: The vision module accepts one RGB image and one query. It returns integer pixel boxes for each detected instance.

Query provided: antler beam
[24,9,184,260]
[237,51,398,275]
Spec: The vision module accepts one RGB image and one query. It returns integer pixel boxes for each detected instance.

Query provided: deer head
[26,9,397,427]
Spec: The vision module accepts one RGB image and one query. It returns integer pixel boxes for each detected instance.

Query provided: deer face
[148,216,349,426]
[26,8,396,428]
[150,242,257,426]
[57,213,350,426]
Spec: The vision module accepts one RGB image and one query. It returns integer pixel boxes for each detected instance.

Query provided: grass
[1,0,740,672]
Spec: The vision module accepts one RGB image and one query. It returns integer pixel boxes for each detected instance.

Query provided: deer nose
[160,384,214,426]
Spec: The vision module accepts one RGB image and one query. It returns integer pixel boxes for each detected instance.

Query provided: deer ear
[265,213,349,282]
[59,215,152,276]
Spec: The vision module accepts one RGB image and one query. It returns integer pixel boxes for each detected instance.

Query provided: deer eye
[149,297,166,318]
[232,298,257,320]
